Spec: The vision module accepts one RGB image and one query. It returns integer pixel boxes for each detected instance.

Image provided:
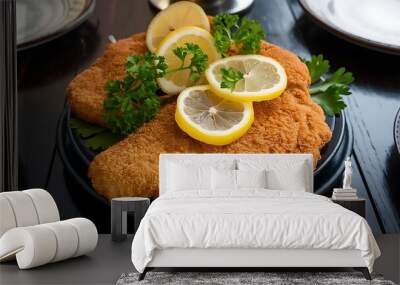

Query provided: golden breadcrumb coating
[67,33,147,126]
[66,34,332,200]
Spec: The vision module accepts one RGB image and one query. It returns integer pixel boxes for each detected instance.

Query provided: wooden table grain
[17,0,399,233]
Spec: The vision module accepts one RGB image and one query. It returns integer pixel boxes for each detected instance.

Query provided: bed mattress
[131,190,380,272]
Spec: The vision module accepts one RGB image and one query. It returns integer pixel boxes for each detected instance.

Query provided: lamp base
[149,0,254,15]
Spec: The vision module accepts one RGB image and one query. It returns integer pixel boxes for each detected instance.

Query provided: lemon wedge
[175,85,254,146]
[157,26,220,94]
[205,55,287,102]
[146,1,210,52]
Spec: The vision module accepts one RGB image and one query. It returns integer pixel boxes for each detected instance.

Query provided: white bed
[131,154,380,280]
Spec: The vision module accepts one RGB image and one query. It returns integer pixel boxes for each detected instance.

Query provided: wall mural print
[2,1,400,284]
[0,0,18,192]
[3,0,399,236]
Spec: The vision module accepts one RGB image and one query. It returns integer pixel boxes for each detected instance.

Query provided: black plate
[67,107,339,173]
[394,108,400,155]
[57,105,352,206]
[17,0,95,51]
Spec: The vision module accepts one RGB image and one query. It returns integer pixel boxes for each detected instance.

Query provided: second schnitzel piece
[87,40,332,200]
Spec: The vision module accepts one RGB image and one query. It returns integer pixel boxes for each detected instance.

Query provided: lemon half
[157,26,220,94]
[146,1,210,52]
[175,85,254,146]
[205,55,287,102]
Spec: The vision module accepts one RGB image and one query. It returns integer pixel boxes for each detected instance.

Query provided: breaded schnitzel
[67,34,332,200]
[68,33,147,127]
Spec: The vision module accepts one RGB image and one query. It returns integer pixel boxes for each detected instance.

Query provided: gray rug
[117,272,396,285]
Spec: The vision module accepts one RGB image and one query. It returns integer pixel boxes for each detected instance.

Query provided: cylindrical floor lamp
[0,0,18,192]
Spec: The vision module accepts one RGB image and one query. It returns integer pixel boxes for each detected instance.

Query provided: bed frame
[138,154,371,281]
[139,248,371,280]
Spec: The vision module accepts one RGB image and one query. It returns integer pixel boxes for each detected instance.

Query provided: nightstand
[111,197,150,242]
[331,198,366,218]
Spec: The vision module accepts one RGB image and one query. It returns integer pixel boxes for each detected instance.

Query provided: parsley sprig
[220,67,244,91]
[168,43,208,82]
[103,52,167,137]
[103,44,208,137]
[212,14,265,57]
[305,54,354,116]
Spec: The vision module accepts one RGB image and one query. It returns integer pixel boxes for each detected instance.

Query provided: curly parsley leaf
[212,14,239,56]
[304,54,354,116]
[233,17,265,55]
[168,43,208,82]
[104,52,167,137]
[69,118,121,150]
[220,67,244,91]
[212,14,265,56]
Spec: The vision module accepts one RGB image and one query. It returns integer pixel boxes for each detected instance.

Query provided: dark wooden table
[17,0,400,234]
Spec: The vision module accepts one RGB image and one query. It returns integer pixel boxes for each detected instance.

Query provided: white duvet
[131,190,380,272]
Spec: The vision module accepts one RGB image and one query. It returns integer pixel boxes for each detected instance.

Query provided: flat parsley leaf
[304,54,354,116]
[69,118,105,138]
[69,118,121,150]
[304,54,330,84]
[310,67,354,94]
[83,131,121,151]
[220,67,244,91]
[312,86,348,117]
[212,14,265,56]
[104,52,167,137]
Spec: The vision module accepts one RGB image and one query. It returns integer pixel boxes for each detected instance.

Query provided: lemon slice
[157,26,220,94]
[205,55,287,102]
[146,1,210,52]
[175,85,254,146]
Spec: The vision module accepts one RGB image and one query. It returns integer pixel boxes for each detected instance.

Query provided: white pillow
[212,168,237,190]
[167,163,211,191]
[237,159,310,192]
[266,168,307,191]
[236,169,267,189]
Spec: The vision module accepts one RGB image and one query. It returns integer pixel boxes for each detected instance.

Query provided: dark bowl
[57,106,352,207]
[394,108,400,155]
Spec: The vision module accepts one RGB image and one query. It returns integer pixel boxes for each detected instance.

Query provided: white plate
[299,0,400,55]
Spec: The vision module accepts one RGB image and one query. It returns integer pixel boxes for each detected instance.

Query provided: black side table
[111,197,150,242]
[332,198,366,218]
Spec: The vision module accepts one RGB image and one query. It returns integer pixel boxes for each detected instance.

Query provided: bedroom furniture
[0,218,98,269]
[111,197,150,242]
[0,234,134,284]
[0,189,60,236]
[158,153,314,194]
[132,153,379,281]
[0,234,397,285]
[0,189,98,269]
[332,198,366,218]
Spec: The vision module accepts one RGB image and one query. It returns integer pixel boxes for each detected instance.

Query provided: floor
[0,234,398,285]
